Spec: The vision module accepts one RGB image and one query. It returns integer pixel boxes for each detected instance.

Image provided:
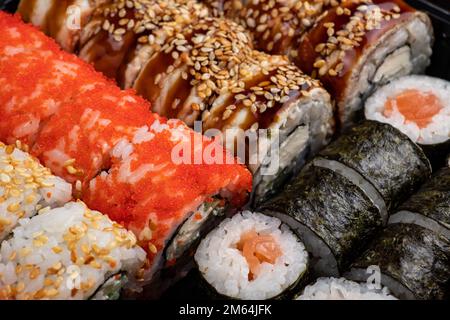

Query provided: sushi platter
[0,0,448,301]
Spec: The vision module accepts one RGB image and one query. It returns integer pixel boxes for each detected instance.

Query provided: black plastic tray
[0,0,449,301]
[0,0,17,12]
[406,0,450,80]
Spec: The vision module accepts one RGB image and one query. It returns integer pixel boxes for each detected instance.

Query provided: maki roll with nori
[345,161,450,300]
[317,120,431,211]
[0,201,147,300]
[365,75,450,167]
[296,277,397,300]
[1,0,447,302]
[193,211,309,299]
[345,223,450,300]
[260,164,383,277]
[389,166,450,239]
[0,142,72,241]
[260,120,431,277]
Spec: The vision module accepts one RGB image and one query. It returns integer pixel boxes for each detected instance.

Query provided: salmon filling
[237,230,282,280]
[383,89,443,129]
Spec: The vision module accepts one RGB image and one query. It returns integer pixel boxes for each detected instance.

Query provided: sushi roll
[260,163,383,277]
[0,12,253,291]
[0,11,150,188]
[295,0,433,127]
[0,201,147,300]
[0,142,72,241]
[14,2,335,204]
[210,0,434,128]
[18,0,111,52]
[206,0,337,56]
[82,117,252,286]
[389,166,450,239]
[131,17,334,204]
[365,75,450,167]
[317,120,431,212]
[296,277,397,300]
[77,0,208,82]
[30,86,154,189]
[0,11,108,146]
[193,211,309,299]
[260,120,431,276]
[345,223,450,300]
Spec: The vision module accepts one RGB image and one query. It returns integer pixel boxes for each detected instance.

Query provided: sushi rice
[0,201,146,300]
[0,2,447,302]
[365,75,450,145]
[296,277,397,300]
[195,211,308,300]
[0,142,72,241]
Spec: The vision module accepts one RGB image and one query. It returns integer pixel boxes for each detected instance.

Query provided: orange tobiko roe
[237,230,283,280]
[0,13,112,145]
[31,85,154,186]
[0,12,253,267]
[383,89,442,129]
[82,122,252,264]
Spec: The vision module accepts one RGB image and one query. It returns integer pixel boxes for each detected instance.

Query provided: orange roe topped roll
[31,86,153,188]
[83,117,252,269]
[0,11,252,285]
[0,13,109,145]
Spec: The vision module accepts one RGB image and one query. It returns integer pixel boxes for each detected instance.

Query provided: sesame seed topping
[310,1,405,78]
[92,0,209,46]
[109,1,323,130]
[148,242,157,254]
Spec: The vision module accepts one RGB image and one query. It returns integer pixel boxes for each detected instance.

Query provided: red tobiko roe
[0,11,253,264]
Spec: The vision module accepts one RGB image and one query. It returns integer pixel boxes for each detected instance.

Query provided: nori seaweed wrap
[260,164,383,277]
[389,166,450,239]
[345,223,450,300]
[318,120,431,211]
